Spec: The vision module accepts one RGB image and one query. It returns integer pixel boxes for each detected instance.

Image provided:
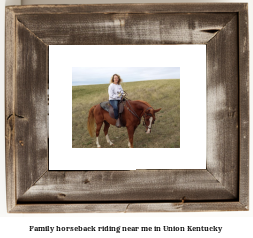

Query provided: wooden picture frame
[5,3,249,213]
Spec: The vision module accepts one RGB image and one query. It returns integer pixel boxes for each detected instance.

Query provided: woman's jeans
[109,100,119,119]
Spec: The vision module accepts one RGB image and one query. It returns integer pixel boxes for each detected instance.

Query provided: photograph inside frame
[4,3,249,213]
[72,67,180,148]
[49,45,205,170]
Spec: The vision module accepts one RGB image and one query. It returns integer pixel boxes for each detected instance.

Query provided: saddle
[100,100,126,127]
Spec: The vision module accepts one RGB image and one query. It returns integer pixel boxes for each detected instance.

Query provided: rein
[125,100,154,129]
[125,100,141,123]
[121,91,155,130]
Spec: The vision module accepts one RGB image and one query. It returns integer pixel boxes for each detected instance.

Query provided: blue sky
[72,67,180,86]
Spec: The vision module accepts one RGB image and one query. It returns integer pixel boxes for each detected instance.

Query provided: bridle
[122,91,155,131]
[125,99,155,130]
[142,107,155,131]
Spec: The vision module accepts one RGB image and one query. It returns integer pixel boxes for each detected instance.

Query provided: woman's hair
[110,74,123,85]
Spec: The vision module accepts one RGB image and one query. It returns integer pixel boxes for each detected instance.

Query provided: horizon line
[72,78,180,86]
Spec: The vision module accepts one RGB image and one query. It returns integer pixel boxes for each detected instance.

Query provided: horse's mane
[134,100,151,107]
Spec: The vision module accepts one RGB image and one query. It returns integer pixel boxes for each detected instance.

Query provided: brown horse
[87,100,161,148]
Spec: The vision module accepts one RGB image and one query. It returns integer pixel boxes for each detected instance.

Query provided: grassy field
[72,79,180,148]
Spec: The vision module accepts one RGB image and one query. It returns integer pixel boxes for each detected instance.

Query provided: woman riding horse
[87,97,161,148]
[108,74,125,128]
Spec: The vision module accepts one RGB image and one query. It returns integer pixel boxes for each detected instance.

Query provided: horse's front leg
[104,121,113,146]
[127,126,135,148]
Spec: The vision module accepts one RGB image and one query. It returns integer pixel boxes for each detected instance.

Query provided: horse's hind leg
[104,121,113,146]
[95,122,103,148]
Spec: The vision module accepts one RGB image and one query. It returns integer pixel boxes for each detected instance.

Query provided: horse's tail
[87,105,96,137]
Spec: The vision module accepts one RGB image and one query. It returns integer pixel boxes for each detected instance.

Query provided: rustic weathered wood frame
[5,3,249,213]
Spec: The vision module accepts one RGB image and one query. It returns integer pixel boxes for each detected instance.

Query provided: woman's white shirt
[108,83,124,100]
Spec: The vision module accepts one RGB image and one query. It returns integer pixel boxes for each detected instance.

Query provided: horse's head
[143,108,161,134]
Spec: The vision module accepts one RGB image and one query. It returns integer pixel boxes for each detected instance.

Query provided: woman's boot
[116,118,121,128]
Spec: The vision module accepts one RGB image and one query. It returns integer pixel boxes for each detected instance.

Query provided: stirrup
[116,118,121,128]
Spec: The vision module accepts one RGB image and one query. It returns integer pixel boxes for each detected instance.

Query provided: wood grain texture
[5,7,17,212]
[7,3,246,14]
[16,13,236,45]
[125,202,248,212]
[10,202,247,213]
[15,20,48,200]
[18,170,236,202]
[5,3,249,213]
[206,16,239,198]
[238,4,249,209]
